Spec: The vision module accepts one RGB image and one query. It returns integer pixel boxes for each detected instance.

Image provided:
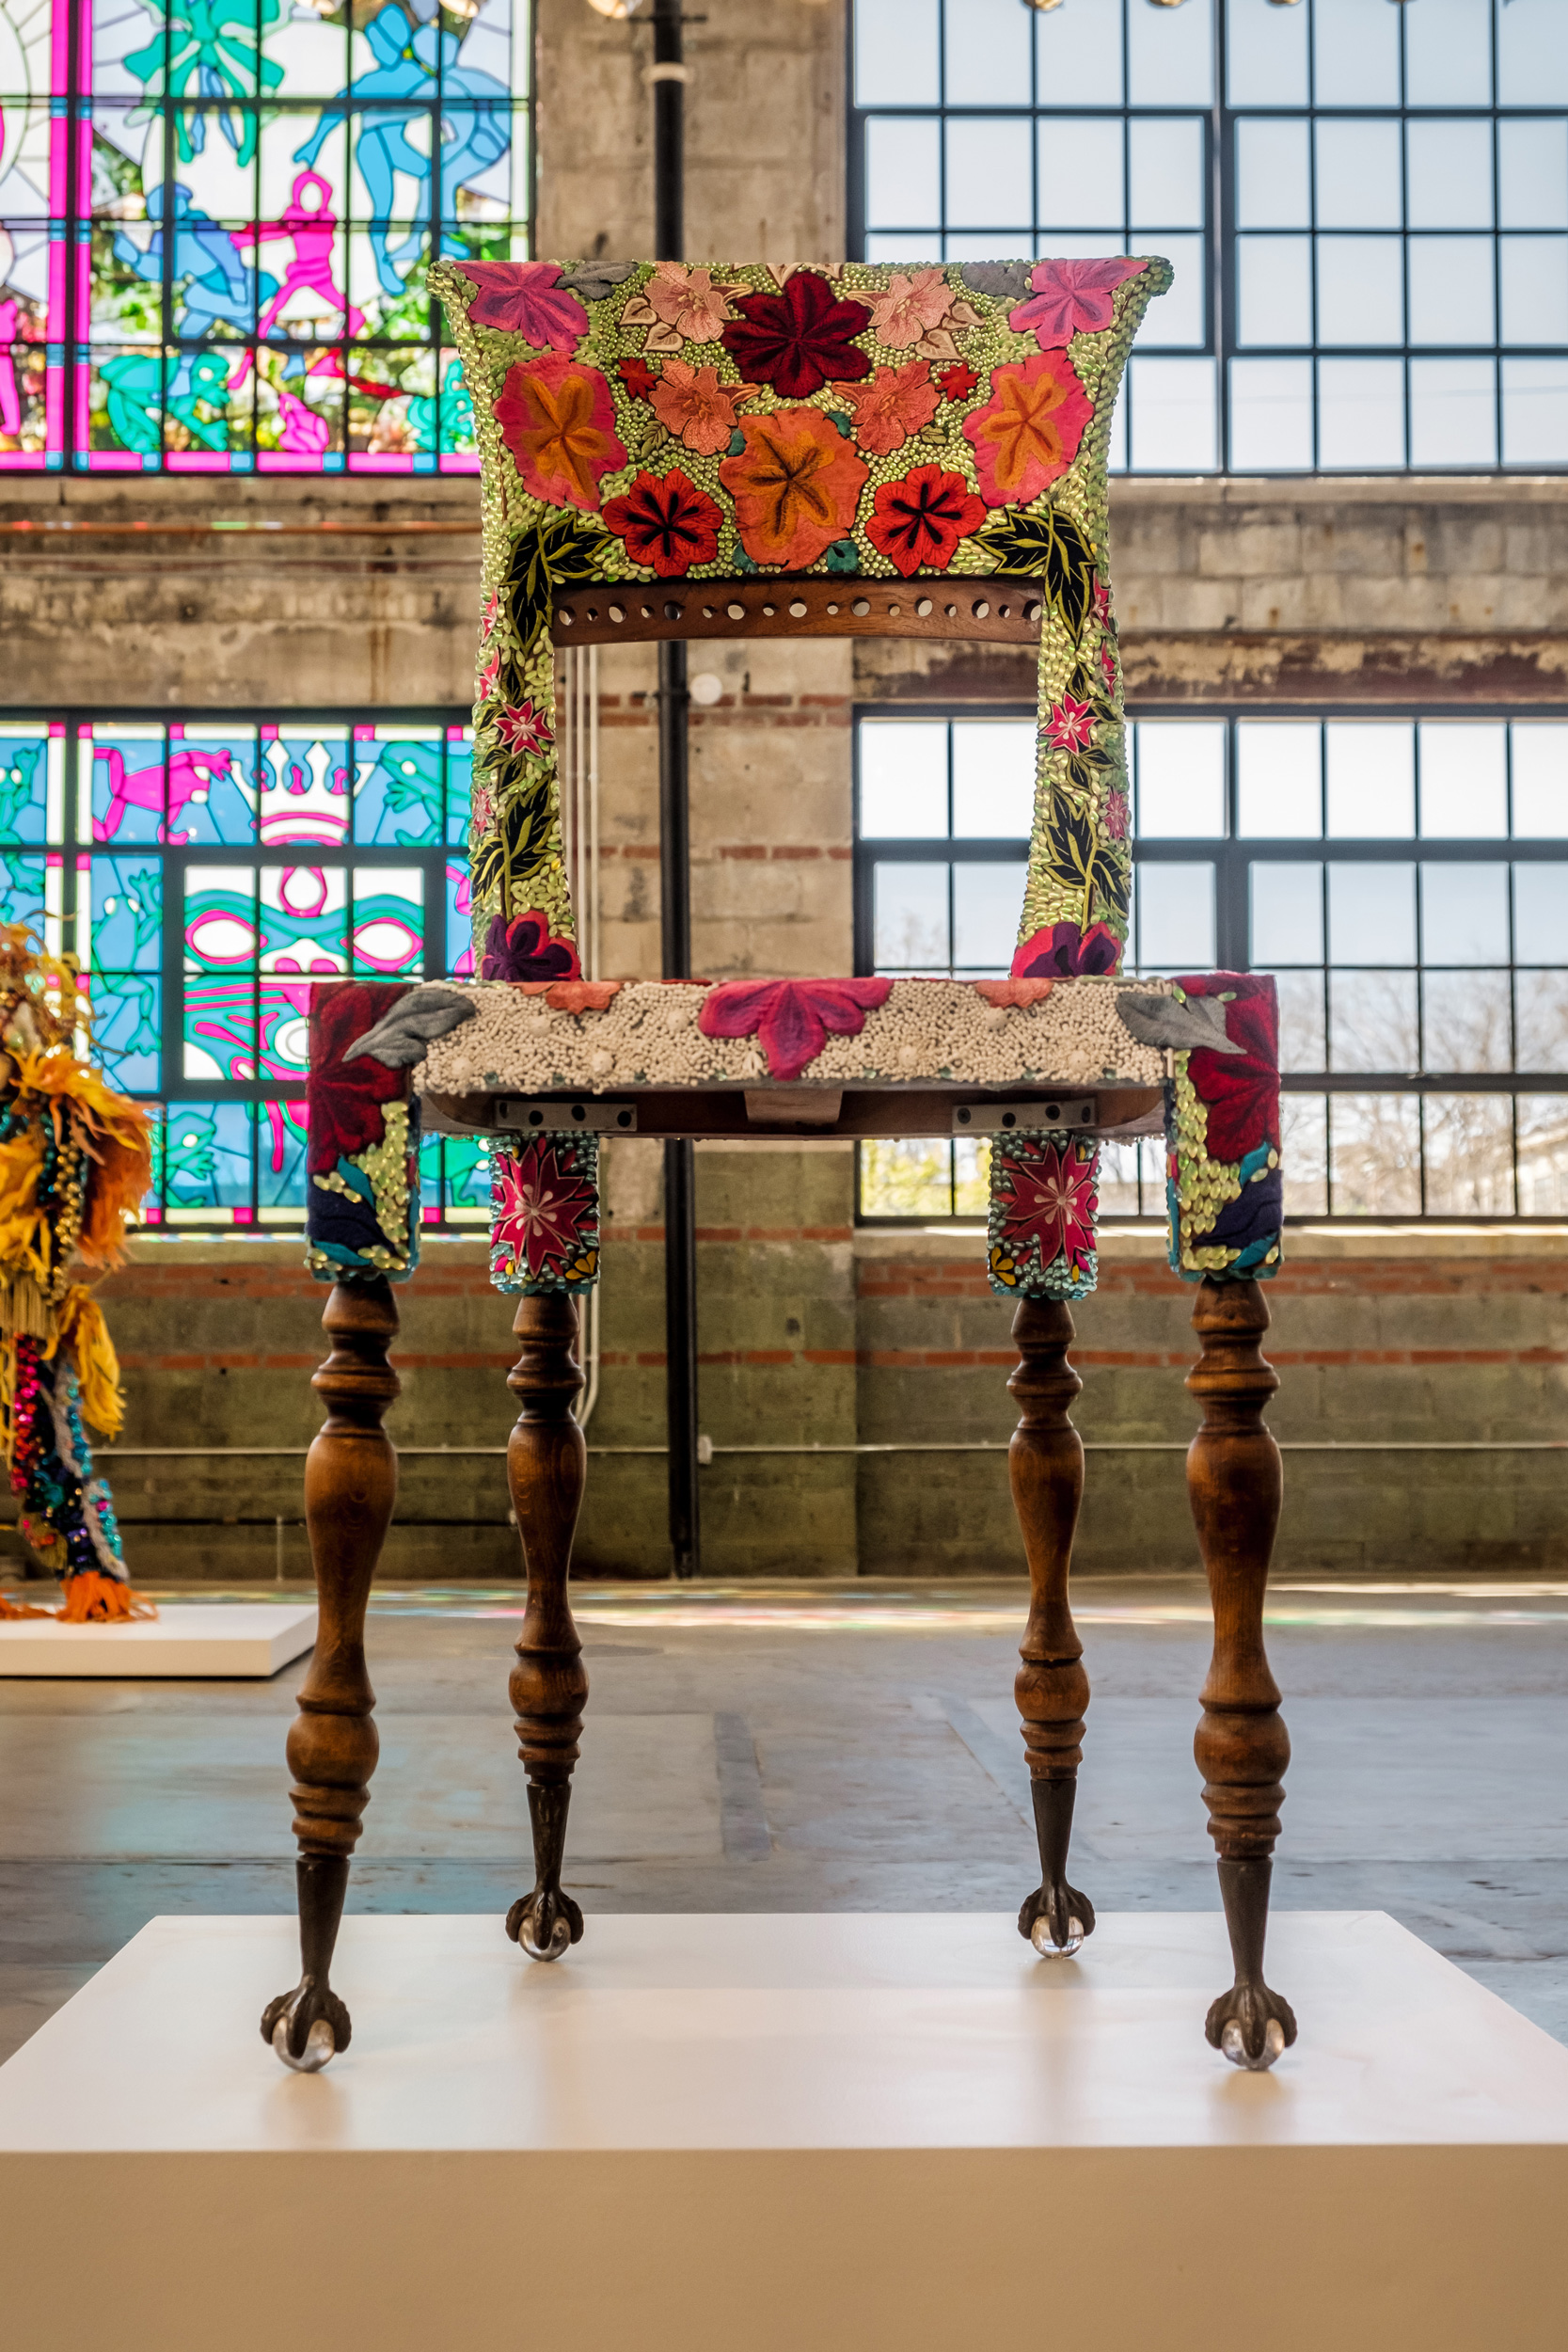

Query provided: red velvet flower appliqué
[722,273,874,400]
[698,977,893,1082]
[865,465,986,578]
[602,467,724,576]
[307,981,412,1174]
[1176,975,1280,1165]
[457,262,589,350]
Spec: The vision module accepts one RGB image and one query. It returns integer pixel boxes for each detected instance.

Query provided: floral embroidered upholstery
[430,253,1171,980]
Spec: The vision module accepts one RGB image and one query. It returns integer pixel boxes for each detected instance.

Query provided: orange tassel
[0,1590,53,1619]
[55,1573,157,1623]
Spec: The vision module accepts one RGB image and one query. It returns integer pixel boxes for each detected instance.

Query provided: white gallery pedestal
[0,1601,316,1677]
[2,1911,1566,2352]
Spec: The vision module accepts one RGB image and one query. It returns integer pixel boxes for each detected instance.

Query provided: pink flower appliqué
[698,977,894,1083]
[458,262,589,351]
[495,699,554,757]
[994,1136,1099,1280]
[1009,258,1145,349]
[492,1138,597,1281]
[1044,695,1096,754]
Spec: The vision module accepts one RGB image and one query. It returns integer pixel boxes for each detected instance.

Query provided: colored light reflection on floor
[355,1585,1568,1631]
[120,1583,1568,1631]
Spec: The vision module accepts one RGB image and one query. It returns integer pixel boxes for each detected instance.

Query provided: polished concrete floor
[3,1575,1567,2064]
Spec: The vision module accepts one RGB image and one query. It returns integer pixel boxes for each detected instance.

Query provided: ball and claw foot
[1206,1980,1298,2072]
[1018,1880,1097,1960]
[506,1883,584,1963]
[261,1979,351,2074]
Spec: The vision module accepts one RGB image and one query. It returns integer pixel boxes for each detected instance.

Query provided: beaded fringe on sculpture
[0,926,154,1620]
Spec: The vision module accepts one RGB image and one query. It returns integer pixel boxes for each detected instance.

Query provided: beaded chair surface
[303,256,1282,1309]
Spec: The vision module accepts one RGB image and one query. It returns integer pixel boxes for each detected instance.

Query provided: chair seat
[417,976,1171,1142]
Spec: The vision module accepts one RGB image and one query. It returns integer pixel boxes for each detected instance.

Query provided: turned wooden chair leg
[262,1279,399,2072]
[503,1292,590,1962]
[1010,1297,1095,1958]
[1187,1276,1296,2070]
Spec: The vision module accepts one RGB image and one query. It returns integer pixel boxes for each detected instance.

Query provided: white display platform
[0,1601,316,1677]
[2,1911,1567,2352]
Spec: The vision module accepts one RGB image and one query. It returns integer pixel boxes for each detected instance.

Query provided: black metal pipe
[652,0,685,264]
[652,0,699,1580]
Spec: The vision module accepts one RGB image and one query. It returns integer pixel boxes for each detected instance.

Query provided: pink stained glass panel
[183,864,257,972]
[260,863,347,974]
[86,723,165,844]
[351,866,423,975]
[258,728,351,849]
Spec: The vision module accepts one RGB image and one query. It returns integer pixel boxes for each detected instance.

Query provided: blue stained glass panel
[166,724,259,844]
[91,972,161,1092]
[87,852,162,970]
[0,850,49,934]
[445,731,473,847]
[164,1100,253,1212]
[420,1130,441,1220]
[0,724,61,844]
[258,1097,309,1210]
[354,726,444,845]
[444,1135,492,1212]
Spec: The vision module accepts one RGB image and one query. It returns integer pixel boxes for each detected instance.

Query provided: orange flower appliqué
[623,262,739,351]
[962,350,1093,507]
[718,406,869,568]
[493,354,626,511]
[649,358,756,455]
[832,360,941,455]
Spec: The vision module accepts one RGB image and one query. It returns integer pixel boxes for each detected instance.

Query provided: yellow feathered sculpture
[0,927,152,1622]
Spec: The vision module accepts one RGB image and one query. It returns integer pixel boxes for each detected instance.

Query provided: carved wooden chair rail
[262,248,1295,2084]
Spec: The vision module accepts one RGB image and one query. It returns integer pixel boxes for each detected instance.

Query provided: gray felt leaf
[562,262,639,302]
[958,262,1035,302]
[1115,992,1244,1056]
[345,985,479,1070]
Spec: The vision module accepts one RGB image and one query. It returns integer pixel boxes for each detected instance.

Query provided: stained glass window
[0,707,483,1223]
[0,0,531,470]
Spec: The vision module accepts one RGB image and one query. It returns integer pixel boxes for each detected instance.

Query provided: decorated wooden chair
[263,255,1294,2079]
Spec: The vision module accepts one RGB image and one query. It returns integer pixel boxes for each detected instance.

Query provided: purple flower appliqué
[1011,922,1121,979]
[480,911,581,983]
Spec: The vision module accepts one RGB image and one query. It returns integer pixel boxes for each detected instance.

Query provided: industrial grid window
[853,705,1568,1221]
[0,706,490,1225]
[849,0,1568,473]
[0,0,532,473]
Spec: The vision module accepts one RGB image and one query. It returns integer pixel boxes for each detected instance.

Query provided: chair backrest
[434,255,1171,988]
